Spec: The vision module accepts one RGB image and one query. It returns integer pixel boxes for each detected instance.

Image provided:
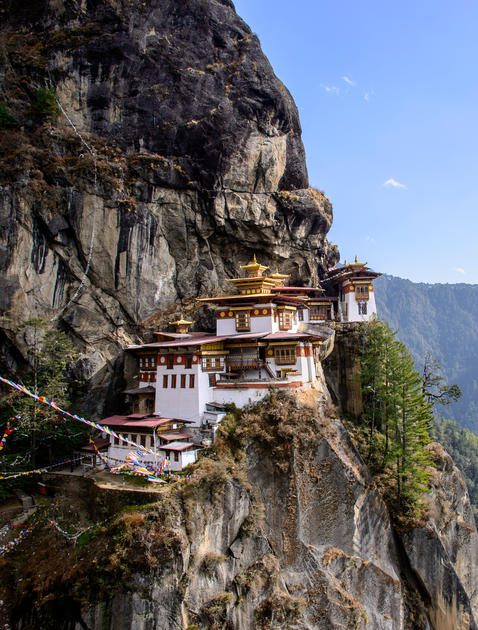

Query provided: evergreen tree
[359,320,433,517]
[34,87,60,124]
[9,319,83,466]
[422,353,462,407]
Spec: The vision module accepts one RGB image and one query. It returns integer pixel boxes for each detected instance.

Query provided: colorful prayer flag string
[0,376,156,456]
[88,437,110,470]
[0,421,13,452]
[0,456,86,480]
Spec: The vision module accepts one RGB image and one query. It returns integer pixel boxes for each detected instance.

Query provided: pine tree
[10,319,82,466]
[422,353,462,407]
[359,320,433,517]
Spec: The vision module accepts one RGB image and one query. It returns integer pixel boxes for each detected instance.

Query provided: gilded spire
[169,313,194,333]
[240,255,269,278]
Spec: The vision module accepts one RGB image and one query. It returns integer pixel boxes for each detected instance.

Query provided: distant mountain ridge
[374,274,478,432]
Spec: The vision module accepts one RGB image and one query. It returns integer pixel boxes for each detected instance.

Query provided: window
[355,285,369,299]
[151,357,156,368]
[235,311,250,331]
[189,374,195,388]
[310,305,330,320]
[131,434,137,444]
[358,301,367,315]
[174,452,179,462]
[185,356,192,369]
[167,355,174,369]
[298,310,304,321]
[163,375,168,388]
[181,374,186,388]
[171,374,177,388]
[145,357,149,367]
[114,435,119,445]
[202,356,218,371]
[274,347,296,365]
[278,310,292,330]
[139,358,143,368]
[146,398,154,413]
[208,373,217,387]
[141,435,146,447]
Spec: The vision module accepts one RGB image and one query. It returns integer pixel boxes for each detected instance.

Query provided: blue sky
[233,0,478,284]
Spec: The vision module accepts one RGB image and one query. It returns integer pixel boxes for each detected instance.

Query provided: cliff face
[6,379,478,629]
[402,443,478,630]
[0,0,337,409]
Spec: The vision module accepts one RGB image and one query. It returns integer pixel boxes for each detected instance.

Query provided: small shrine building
[323,259,381,322]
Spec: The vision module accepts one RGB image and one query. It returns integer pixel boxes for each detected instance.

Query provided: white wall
[154,359,226,425]
[343,291,377,322]
[216,304,279,335]
[155,362,203,424]
[212,386,271,408]
[250,313,276,333]
[216,317,236,336]
[160,448,198,471]
[107,434,162,467]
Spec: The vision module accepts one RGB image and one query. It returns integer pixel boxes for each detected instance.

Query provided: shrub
[199,551,226,577]
[0,103,18,129]
[255,590,305,628]
[34,87,60,123]
[200,591,234,626]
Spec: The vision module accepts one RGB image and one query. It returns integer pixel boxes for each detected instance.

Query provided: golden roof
[350,255,367,267]
[169,313,194,326]
[240,254,269,277]
[268,267,290,286]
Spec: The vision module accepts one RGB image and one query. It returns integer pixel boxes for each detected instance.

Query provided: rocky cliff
[0,0,337,411]
[3,380,478,629]
[1,2,477,629]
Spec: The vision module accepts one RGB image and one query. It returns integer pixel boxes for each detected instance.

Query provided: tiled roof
[262,332,316,340]
[80,437,110,452]
[159,441,199,452]
[98,415,193,428]
[123,386,155,395]
[157,433,192,441]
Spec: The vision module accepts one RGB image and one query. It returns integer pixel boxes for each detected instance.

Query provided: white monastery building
[95,257,380,469]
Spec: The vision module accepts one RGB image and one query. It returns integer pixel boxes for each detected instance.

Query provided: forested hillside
[375,275,478,433]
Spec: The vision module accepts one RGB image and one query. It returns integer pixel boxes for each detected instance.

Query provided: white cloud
[320,83,340,95]
[343,76,356,87]
[364,92,370,102]
[383,178,407,189]
[454,267,466,275]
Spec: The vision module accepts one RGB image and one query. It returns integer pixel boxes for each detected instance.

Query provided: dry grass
[255,589,306,629]
[221,391,323,472]
[198,552,226,577]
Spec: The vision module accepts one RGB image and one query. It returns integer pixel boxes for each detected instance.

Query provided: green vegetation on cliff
[375,274,478,433]
[355,320,434,518]
[0,319,86,471]
[432,417,478,522]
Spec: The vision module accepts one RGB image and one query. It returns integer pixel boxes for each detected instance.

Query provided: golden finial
[169,313,194,333]
[240,256,268,277]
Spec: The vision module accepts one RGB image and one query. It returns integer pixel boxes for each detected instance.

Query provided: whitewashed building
[323,259,380,322]
[96,257,380,469]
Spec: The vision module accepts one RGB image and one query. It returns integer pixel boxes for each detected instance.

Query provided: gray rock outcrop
[401,443,478,630]
[0,0,337,412]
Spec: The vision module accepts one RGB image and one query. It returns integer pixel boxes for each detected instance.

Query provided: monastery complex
[95,258,380,470]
